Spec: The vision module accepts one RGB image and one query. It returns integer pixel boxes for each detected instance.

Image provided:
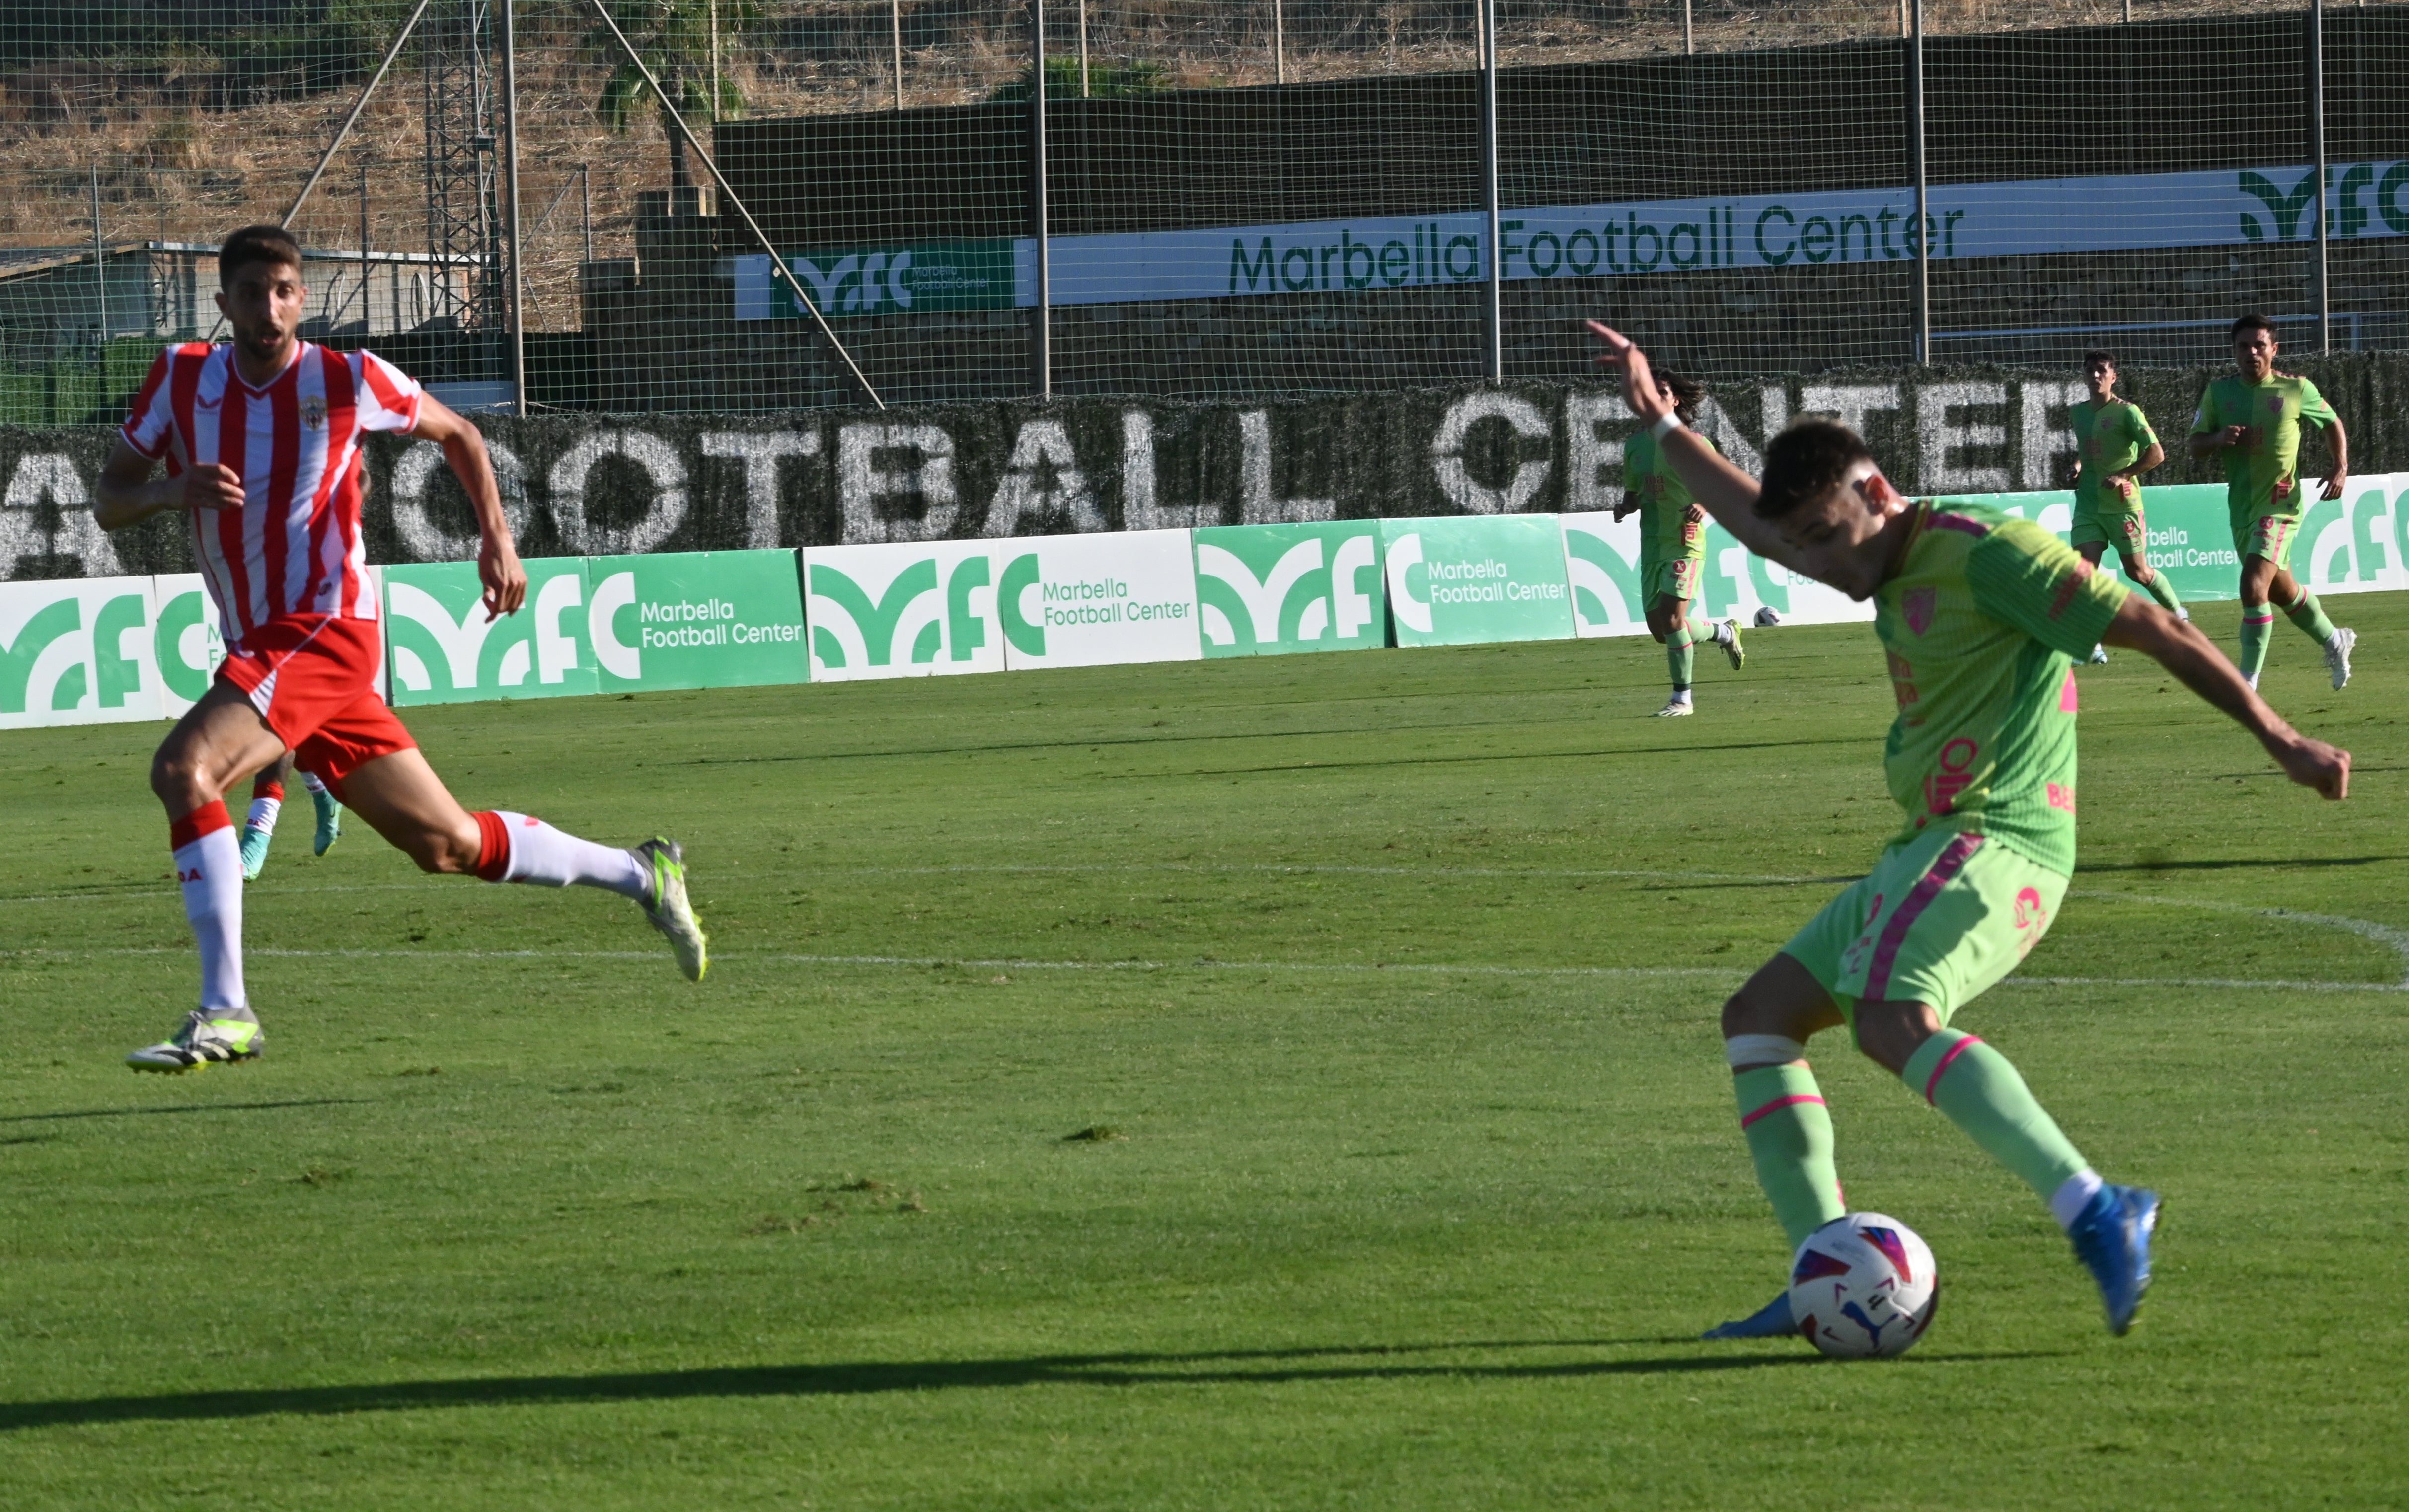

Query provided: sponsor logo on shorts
[2012,885,2049,957]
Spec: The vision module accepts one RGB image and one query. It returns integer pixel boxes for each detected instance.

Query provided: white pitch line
[4,945,2398,993]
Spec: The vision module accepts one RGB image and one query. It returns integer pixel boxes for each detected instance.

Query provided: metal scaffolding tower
[421,0,504,334]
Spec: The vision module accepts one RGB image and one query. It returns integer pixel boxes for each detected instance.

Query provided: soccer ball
[1788,1213,1940,1359]
[1754,606,1783,628]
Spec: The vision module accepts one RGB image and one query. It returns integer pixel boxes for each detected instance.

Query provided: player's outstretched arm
[1585,321,1799,568]
[2102,595,2350,799]
[411,395,527,620]
[92,438,243,531]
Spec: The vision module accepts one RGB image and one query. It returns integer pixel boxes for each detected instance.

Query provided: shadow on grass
[0,1339,2069,1430]
[2075,856,2403,874]
[0,1099,365,1125]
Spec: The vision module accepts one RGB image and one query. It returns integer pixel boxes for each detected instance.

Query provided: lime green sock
[1666,625,1695,692]
[1902,1029,2089,1203]
[1685,616,1716,643]
[2280,588,2336,645]
[2138,570,2183,616]
[1734,1064,1846,1248]
[2238,603,2274,681]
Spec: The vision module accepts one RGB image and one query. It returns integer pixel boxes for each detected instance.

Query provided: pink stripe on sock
[1865,832,1984,1001]
[1740,1093,1826,1129]
[1922,1034,1985,1104]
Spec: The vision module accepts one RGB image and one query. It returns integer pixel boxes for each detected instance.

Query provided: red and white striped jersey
[120,342,422,643]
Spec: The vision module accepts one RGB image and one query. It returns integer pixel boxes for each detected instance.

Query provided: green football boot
[1720,618,1746,670]
[127,1008,263,1073]
[239,824,274,882]
[311,787,344,857]
[634,838,708,983]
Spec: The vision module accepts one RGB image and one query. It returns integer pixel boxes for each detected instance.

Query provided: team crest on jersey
[1904,586,1937,637]
[301,395,327,431]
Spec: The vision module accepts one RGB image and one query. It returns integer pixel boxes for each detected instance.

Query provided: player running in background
[236,751,345,880]
[2067,350,2181,664]
[2186,314,2354,691]
[1588,320,2349,1338]
[93,224,707,1074]
[1614,369,1744,716]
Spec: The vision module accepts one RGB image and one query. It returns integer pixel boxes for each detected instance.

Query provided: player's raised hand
[479,533,527,621]
[181,463,245,512]
[1585,321,1672,425]
[2273,734,2350,800]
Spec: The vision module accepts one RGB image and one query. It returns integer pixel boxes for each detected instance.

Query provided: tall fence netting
[0,1,2390,421]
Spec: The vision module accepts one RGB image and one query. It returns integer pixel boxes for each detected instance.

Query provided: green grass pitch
[3,596,2406,1510]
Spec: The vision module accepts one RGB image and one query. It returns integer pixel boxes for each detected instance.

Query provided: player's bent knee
[1851,999,1943,1076]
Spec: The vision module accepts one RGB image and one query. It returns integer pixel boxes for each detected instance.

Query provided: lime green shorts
[1780,826,2068,1024]
[2233,508,2303,571]
[2069,501,2147,555]
[1638,553,1701,605]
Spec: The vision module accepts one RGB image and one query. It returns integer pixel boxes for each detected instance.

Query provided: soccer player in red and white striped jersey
[94,225,708,1072]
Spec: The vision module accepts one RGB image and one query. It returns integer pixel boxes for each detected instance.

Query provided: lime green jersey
[1874,502,2130,875]
[1624,427,1720,566]
[2069,398,2157,515]
[2188,372,2337,517]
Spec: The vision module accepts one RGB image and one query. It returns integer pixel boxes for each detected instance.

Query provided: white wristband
[1651,413,1684,440]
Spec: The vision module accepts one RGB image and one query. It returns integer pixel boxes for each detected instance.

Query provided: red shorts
[215,615,415,795]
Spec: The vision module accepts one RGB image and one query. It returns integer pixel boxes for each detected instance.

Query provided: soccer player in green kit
[1587,320,2350,1339]
[2068,349,2182,663]
[2186,313,2355,690]
[1614,368,1744,716]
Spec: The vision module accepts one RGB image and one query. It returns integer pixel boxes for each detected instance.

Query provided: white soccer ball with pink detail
[1787,1213,1940,1359]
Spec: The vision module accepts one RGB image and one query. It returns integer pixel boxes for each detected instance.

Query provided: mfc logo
[807,551,996,676]
[388,569,590,695]
[0,589,148,717]
[1194,528,1379,654]
[791,250,916,316]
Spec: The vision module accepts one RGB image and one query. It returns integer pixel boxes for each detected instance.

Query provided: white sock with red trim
[171,802,246,1010]
[475,811,648,900]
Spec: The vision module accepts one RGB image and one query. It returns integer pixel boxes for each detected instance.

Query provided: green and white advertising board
[0,574,167,730]
[587,551,809,693]
[1955,478,2406,606]
[386,557,596,707]
[1379,515,1574,648]
[996,528,1201,670]
[150,574,228,717]
[1192,521,1385,658]
[801,539,1002,681]
[1558,512,1869,636]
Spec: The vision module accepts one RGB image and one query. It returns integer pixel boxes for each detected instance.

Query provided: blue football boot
[1701,1292,1795,1341]
[2067,1184,2159,1336]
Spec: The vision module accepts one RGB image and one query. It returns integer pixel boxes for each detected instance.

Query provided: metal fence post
[502,0,527,415]
[893,0,905,109]
[1908,0,1929,365]
[90,160,106,350]
[1032,0,1052,399]
[2311,0,2330,352]
[1481,0,1501,384]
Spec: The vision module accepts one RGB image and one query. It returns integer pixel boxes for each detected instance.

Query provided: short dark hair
[218,224,303,287]
[1755,418,1873,519]
[1657,369,1706,426]
[2082,349,2117,370]
[2230,312,2277,343]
